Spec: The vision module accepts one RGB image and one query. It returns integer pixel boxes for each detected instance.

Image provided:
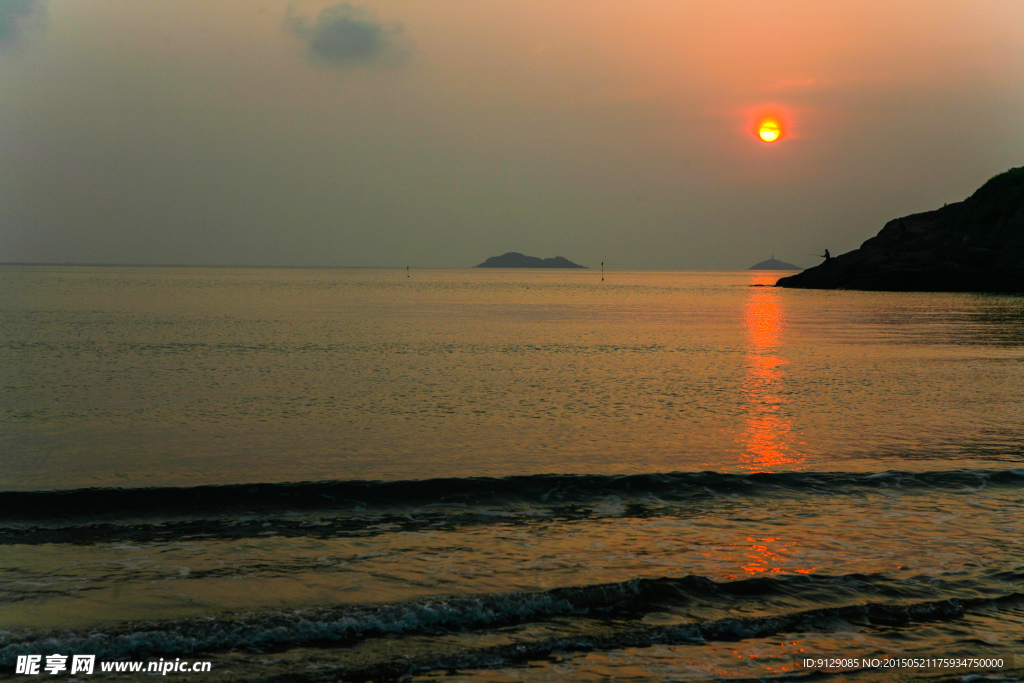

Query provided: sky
[2,0,1023,270]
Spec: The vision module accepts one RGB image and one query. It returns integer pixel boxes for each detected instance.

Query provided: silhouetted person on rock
[821,249,831,261]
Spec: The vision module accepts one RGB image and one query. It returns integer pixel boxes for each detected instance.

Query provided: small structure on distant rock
[475,252,587,268]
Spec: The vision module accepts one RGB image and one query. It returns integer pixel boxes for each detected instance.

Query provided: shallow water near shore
[2,266,1023,680]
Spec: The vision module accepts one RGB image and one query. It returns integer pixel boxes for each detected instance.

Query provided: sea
[1,265,1022,682]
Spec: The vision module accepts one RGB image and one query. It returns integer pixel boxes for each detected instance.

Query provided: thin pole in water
[406,265,409,278]
[601,261,604,282]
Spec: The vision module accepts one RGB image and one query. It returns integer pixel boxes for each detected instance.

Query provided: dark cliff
[776,167,1024,293]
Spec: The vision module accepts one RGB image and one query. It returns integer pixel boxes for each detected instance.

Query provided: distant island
[475,252,587,268]
[748,256,801,270]
[777,166,1024,293]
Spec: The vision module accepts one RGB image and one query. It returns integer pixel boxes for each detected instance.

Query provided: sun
[758,120,781,143]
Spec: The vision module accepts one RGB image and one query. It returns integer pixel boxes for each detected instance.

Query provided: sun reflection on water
[742,535,788,575]
[729,279,814,576]
[737,279,806,473]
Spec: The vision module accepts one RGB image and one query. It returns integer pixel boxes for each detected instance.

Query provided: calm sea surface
[1,266,1022,681]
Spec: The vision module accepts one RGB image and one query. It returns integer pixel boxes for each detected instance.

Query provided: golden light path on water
[733,275,811,576]
[739,275,805,474]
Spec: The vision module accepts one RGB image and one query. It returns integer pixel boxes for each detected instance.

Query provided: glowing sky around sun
[2,0,1023,268]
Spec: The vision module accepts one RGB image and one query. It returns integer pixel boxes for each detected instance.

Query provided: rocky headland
[475,252,586,268]
[776,166,1024,293]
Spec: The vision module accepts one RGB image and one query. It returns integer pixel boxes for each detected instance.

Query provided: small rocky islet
[748,257,802,271]
[475,252,587,268]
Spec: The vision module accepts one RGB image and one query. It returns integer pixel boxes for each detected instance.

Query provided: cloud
[285,2,412,68]
[0,0,47,49]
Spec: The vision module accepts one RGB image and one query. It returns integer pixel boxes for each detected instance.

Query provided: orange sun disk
[758,120,781,142]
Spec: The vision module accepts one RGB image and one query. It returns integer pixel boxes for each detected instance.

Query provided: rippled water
[1,266,1022,681]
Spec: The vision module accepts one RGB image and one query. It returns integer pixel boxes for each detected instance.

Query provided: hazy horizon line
[0,261,806,271]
